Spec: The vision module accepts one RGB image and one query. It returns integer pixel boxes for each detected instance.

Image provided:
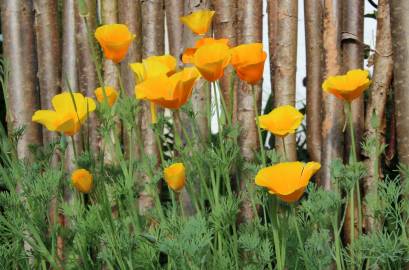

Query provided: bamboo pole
[273,0,298,161]
[139,0,165,213]
[119,0,143,160]
[237,0,263,222]
[363,0,393,233]
[320,0,344,190]
[1,0,42,160]
[304,0,323,163]
[34,0,61,145]
[390,0,409,166]
[212,0,238,123]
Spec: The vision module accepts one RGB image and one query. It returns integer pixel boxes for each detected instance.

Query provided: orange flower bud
[180,10,215,35]
[164,163,186,192]
[258,105,304,137]
[95,24,135,63]
[71,169,93,193]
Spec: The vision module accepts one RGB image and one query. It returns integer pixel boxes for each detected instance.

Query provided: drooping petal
[32,110,60,131]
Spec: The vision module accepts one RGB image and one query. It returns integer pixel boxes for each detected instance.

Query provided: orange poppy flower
[135,67,200,109]
[231,43,267,84]
[322,69,371,102]
[164,163,186,191]
[182,38,229,64]
[95,24,135,63]
[180,10,215,35]
[255,162,321,202]
[32,92,96,136]
[71,168,93,193]
[192,43,231,82]
[258,105,304,137]
[94,86,118,107]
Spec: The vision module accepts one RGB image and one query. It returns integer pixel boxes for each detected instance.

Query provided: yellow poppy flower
[94,86,118,107]
[95,24,135,63]
[231,43,267,84]
[32,92,96,136]
[258,105,304,137]
[164,163,186,192]
[180,10,215,35]
[322,69,371,102]
[130,54,177,83]
[182,38,230,64]
[71,168,93,193]
[255,162,321,202]
[192,43,231,82]
[135,67,200,109]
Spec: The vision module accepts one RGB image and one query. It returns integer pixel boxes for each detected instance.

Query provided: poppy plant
[255,162,321,203]
[192,43,231,82]
[163,163,186,192]
[32,92,96,136]
[94,86,118,107]
[182,38,229,64]
[180,9,215,35]
[71,169,93,193]
[135,67,201,110]
[95,24,135,63]
[322,69,371,102]
[258,105,304,137]
[231,43,267,84]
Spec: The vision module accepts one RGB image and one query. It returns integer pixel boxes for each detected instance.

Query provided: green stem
[252,85,266,166]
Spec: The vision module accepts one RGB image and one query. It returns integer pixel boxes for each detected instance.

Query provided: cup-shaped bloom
[164,163,186,191]
[255,162,321,202]
[322,69,371,102]
[71,169,93,193]
[192,43,231,82]
[180,10,215,35]
[231,43,267,84]
[130,55,177,83]
[182,38,229,64]
[94,86,118,107]
[258,105,303,137]
[32,92,96,136]
[135,67,201,109]
[95,24,135,63]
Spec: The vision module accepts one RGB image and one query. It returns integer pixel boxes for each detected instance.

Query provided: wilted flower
[135,67,200,109]
[180,10,215,35]
[94,86,118,107]
[182,38,229,64]
[255,162,321,202]
[95,24,135,63]
[231,43,267,84]
[164,163,186,191]
[258,105,303,137]
[71,169,93,193]
[322,69,371,102]
[192,43,231,82]
[32,92,96,136]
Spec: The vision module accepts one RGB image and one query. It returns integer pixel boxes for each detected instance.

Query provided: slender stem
[215,80,231,126]
[252,85,266,166]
